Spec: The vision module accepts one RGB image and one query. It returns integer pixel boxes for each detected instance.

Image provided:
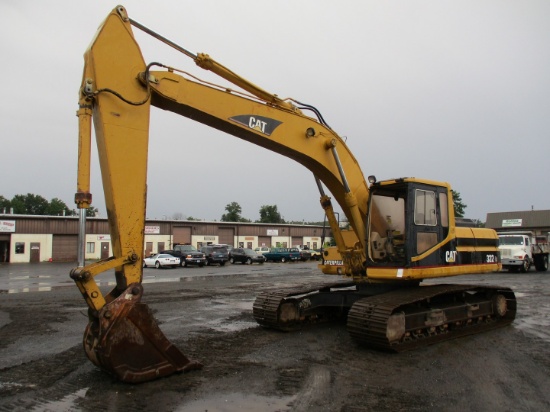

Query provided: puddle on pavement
[169,297,257,333]
[6,286,53,293]
[208,319,257,332]
[1,269,252,293]
[176,392,295,412]
[513,313,550,341]
[203,298,257,332]
[0,381,37,391]
[28,387,88,410]
[3,274,56,293]
[143,276,181,284]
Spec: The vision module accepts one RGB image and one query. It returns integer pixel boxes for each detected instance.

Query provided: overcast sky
[1,1,549,223]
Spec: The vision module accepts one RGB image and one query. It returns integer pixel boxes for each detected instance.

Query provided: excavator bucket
[83,283,202,383]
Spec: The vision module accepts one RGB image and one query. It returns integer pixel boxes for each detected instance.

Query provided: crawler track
[347,284,517,351]
[252,281,356,331]
[253,283,516,351]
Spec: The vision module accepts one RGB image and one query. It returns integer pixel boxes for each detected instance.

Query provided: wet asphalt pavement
[0,260,297,294]
[1,261,549,411]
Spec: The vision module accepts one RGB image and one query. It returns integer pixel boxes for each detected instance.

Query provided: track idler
[83,283,202,383]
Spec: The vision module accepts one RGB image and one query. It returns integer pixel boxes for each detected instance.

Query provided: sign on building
[502,219,523,227]
[0,220,15,232]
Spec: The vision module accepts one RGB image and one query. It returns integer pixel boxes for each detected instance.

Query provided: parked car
[254,246,271,255]
[263,247,300,263]
[229,248,266,264]
[210,244,234,256]
[143,253,180,269]
[200,245,229,266]
[291,247,311,261]
[309,249,322,261]
[162,244,206,267]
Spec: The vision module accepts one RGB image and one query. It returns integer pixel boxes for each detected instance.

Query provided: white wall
[7,233,333,262]
[10,234,52,263]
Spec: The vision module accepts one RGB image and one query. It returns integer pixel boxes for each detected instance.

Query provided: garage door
[173,226,192,245]
[52,235,78,262]
[218,228,234,246]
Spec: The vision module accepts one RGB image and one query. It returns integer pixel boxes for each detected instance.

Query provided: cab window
[414,190,437,226]
[439,192,449,228]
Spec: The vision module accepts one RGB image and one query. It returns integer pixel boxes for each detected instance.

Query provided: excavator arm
[70,5,369,382]
[71,7,207,383]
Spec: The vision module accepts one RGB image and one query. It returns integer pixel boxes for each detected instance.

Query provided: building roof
[486,210,550,231]
[455,218,479,227]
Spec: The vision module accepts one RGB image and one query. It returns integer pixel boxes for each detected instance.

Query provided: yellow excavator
[70,5,516,383]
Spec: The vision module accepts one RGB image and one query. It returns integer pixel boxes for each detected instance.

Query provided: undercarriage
[253,281,516,351]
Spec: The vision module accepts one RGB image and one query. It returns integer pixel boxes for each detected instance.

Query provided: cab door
[409,185,449,266]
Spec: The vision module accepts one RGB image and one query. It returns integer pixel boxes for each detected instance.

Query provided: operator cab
[366,178,451,268]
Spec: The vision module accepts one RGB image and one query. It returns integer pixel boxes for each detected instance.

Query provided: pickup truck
[263,247,300,263]
[498,232,549,272]
[161,244,206,267]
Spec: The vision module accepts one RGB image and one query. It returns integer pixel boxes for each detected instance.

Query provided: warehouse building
[4,210,548,264]
[0,214,329,263]
[486,209,550,237]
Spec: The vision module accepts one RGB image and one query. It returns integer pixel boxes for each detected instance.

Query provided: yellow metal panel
[366,264,500,281]
[75,7,150,301]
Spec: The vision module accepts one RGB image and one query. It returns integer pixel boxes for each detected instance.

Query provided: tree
[0,196,10,212]
[451,190,467,218]
[85,206,98,217]
[11,193,49,215]
[257,205,285,224]
[473,219,485,228]
[171,213,201,221]
[47,198,75,216]
[1,193,97,216]
[70,206,97,217]
[221,202,250,222]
